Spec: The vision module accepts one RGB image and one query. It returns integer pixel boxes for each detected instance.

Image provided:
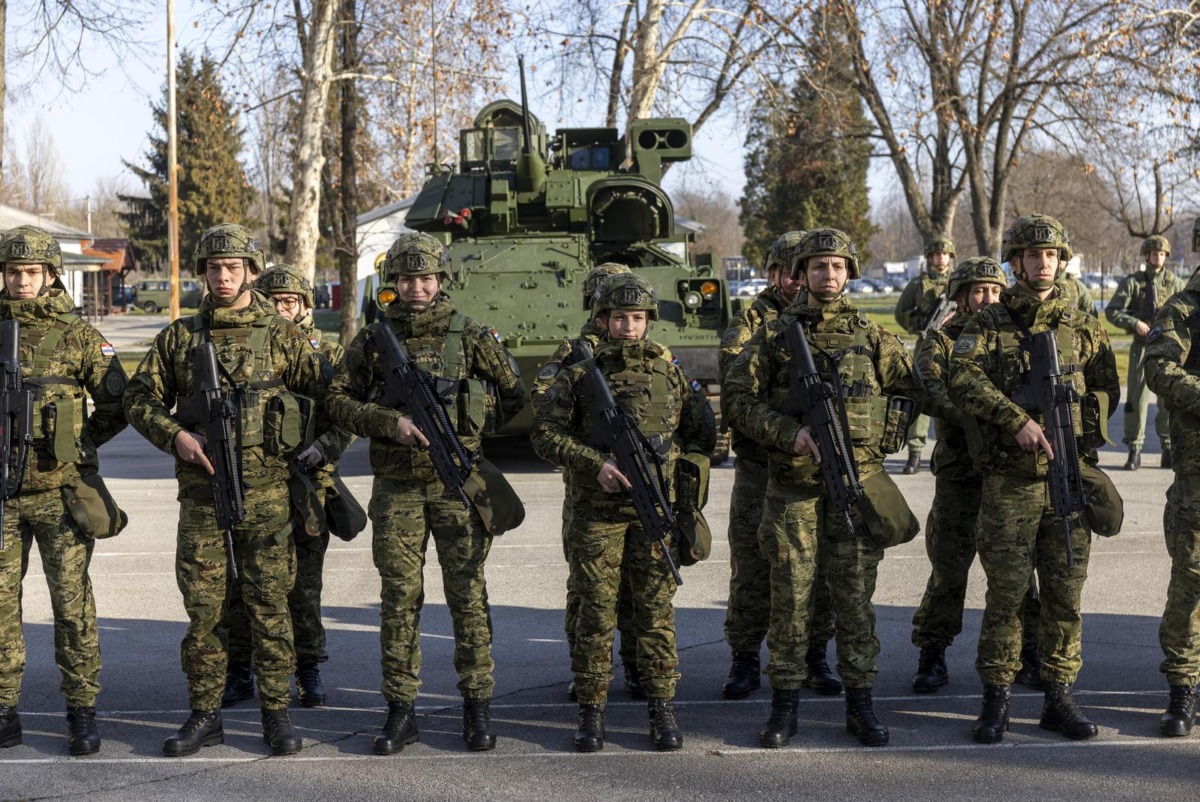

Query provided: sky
[7,7,751,212]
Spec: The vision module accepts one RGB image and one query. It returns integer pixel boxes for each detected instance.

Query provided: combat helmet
[382,232,452,284]
[193,223,265,276]
[1141,235,1171,257]
[582,263,631,310]
[258,264,314,308]
[790,228,861,280]
[1001,214,1072,264]
[1,225,62,274]
[925,235,956,259]
[948,257,1007,300]
[765,231,807,274]
[594,272,659,320]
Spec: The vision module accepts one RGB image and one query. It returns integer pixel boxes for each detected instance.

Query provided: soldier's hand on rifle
[1015,419,1054,460]
[597,459,632,494]
[297,444,323,468]
[1135,321,1150,337]
[174,431,215,475]
[395,416,430,448]
[793,426,822,465]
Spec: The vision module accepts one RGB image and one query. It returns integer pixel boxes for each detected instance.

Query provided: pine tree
[119,52,255,272]
[739,11,873,270]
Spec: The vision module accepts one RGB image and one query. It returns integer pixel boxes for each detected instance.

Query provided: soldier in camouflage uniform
[910,258,1044,694]
[895,236,955,474]
[327,232,525,755]
[719,231,840,701]
[725,229,922,748]
[222,265,356,709]
[0,226,128,756]
[531,262,648,701]
[1056,262,1096,319]
[125,224,330,757]
[948,214,1119,744]
[1143,217,1200,737]
[532,272,713,753]
[1107,235,1183,470]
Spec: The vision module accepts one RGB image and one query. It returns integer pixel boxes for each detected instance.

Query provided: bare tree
[18,114,70,214]
[673,185,745,260]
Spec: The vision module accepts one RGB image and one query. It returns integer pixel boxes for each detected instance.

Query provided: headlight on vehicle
[683,291,703,310]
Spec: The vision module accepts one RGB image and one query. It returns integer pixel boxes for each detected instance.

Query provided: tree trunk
[338,0,360,345]
[284,0,337,283]
[625,0,666,144]
[0,0,7,181]
[605,2,635,128]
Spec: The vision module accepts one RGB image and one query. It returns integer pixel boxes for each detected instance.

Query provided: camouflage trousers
[370,476,494,703]
[561,483,637,667]
[176,493,297,711]
[227,531,330,667]
[975,472,1092,686]
[906,413,931,453]
[1159,474,1200,685]
[567,497,680,704]
[912,474,1041,651]
[758,479,884,689]
[0,489,99,707]
[1124,339,1171,451]
[724,456,835,654]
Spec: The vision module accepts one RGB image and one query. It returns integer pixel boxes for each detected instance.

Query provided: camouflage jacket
[293,314,355,487]
[1106,267,1184,340]
[531,319,605,405]
[0,289,128,491]
[530,337,710,506]
[724,293,921,491]
[1144,269,1200,474]
[327,294,525,483]
[895,271,950,335]
[718,286,789,464]
[948,284,1119,477]
[123,291,331,494]
[916,310,977,479]
[1056,276,1096,319]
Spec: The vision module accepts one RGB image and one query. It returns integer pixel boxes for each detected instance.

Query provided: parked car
[737,279,768,297]
[136,278,204,313]
[111,284,137,308]
[847,279,875,294]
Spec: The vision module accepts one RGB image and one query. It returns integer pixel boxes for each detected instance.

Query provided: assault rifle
[579,362,684,586]
[921,293,957,337]
[784,320,865,534]
[1022,330,1086,567]
[190,341,245,579]
[0,321,33,551]
[371,323,475,508]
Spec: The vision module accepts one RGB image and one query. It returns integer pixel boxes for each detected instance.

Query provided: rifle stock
[579,361,683,586]
[190,341,245,579]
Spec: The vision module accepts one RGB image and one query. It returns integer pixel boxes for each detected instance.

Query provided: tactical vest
[389,312,489,436]
[990,304,1084,432]
[582,353,678,457]
[176,315,314,458]
[22,313,89,487]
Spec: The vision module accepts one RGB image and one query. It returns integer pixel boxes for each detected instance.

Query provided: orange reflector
[700,281,719,298]
[377,288,397,307]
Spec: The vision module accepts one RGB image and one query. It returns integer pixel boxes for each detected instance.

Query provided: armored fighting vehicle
[401,75,732,433]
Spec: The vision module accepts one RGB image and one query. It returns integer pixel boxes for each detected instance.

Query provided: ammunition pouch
[264,392,314,457]
[1080,392,1111,450]
[287,469,325,539]
[674,452,712,567]
[857,469,920,548]
[325,475,368,542]
[62,472,128,539]
[27,379,84,468]
[1081,462,1123,537]
[676,508,712,566]
[879,396,917,455]
[462,457,525,536]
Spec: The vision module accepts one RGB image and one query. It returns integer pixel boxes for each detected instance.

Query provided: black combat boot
[912,647,949,693]
[221,661,254,708]
[758,689,800,748]
[1160,685,1196,737]
[1014,646,1045,690]
[903,450,922,475]
[972,684,1011,744]
[0,707,21,749]
[296,663,326,708]
[648,699,683,751]
[574,704,606,753]
[374,700,419,755]
[805,644,843,695]
[163,710,224,757]
[66,706,101,756]
[1162,447,1173,470]
[1124,448,1141,471]
[462,698,497,751]
[261,708,302,755]
[1039,682,1098,740]
[722,651,762,699]
[845,688,889,746]
[624,665,647,700]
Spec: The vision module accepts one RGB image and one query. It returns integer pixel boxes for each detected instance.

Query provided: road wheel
[142,301,159,313]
